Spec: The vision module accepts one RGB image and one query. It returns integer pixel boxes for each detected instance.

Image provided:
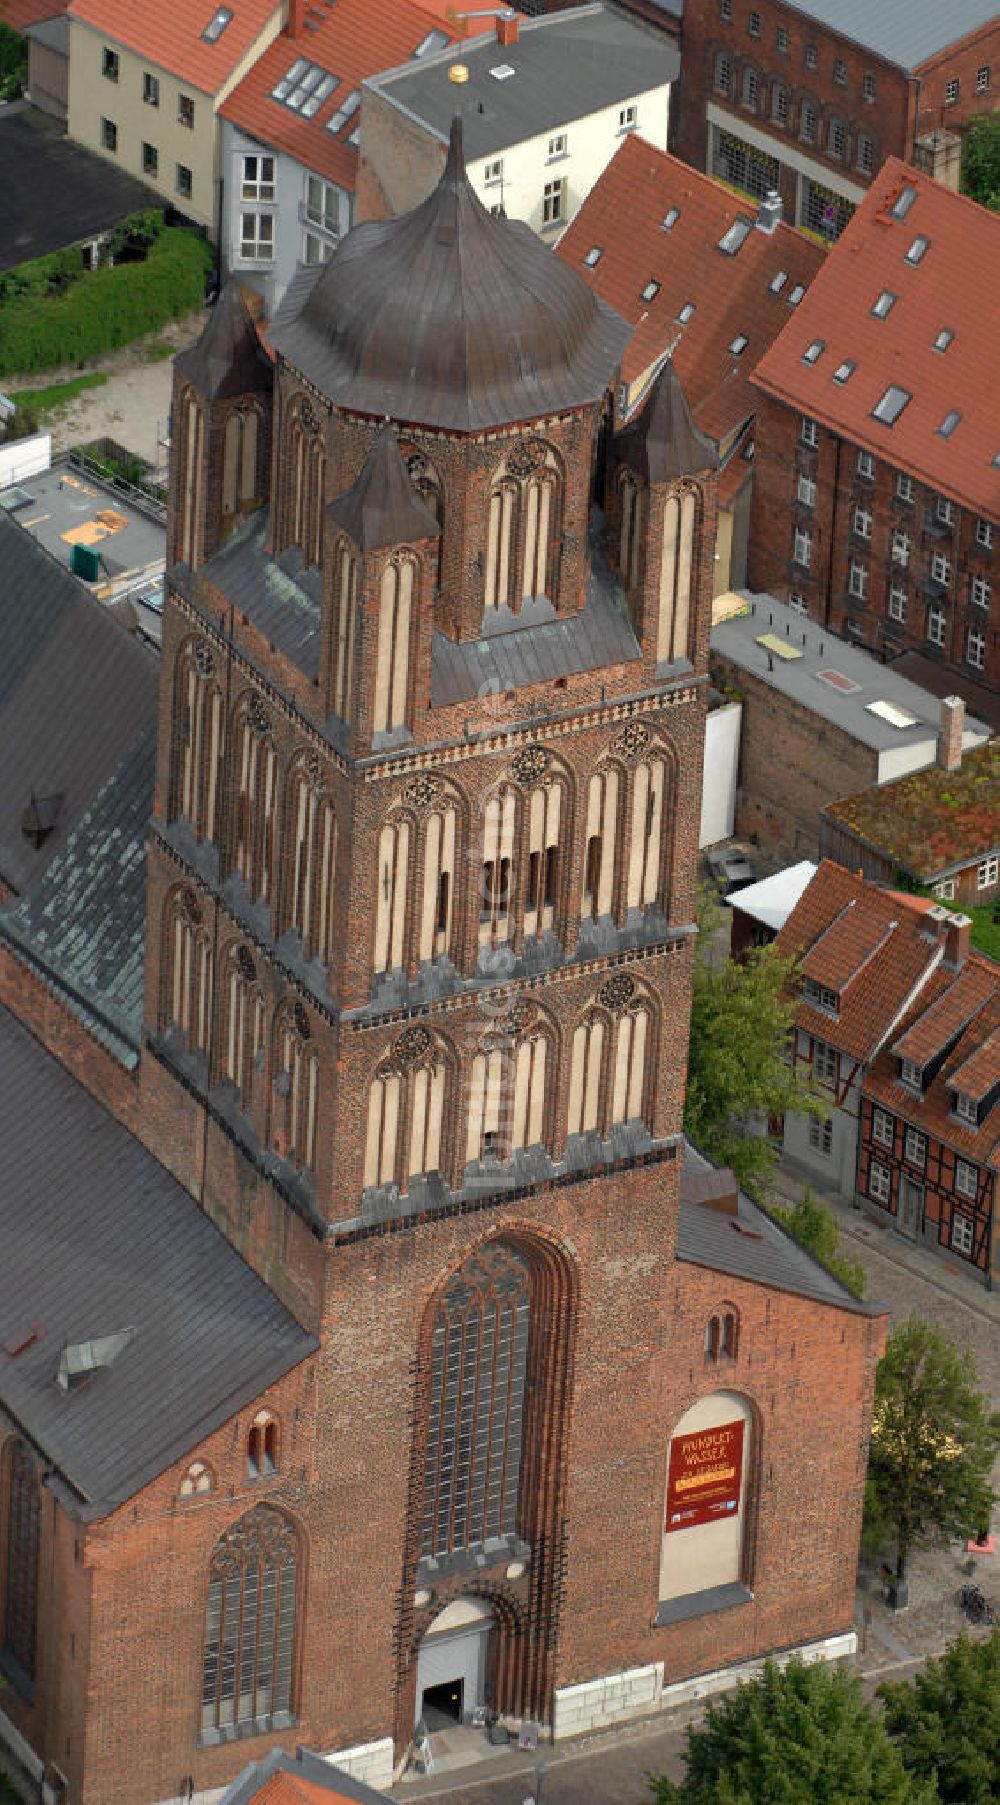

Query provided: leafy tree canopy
[880,1629,1000,1804]
[684,888,826,1191]
[867,1316,1000,1580]
[962,113,1000,211]
[650,1657,935,1805]
[771,1187,867,1298]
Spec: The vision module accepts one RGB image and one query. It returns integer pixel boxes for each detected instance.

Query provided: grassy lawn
[14,371,107,412]
[939,897,1000,962]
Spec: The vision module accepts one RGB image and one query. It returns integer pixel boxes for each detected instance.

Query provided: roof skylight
[933,327,954,352]
[867,699,917,728]
[662,206,680,230]
[583,246,603,267]
[873,384,912,426]
[833,359,855,384]
[718,217,752,256]
[769,270,787,293]
[677,301,695,323]
[641,279,661,301]
[788,283,805,306]
[803,339,825,364]
[271,59,338,115]
[729,333,748,354]
[905,235,929,264]
[872,290,896,319]
[937,410,962,438]
[889,184,917,220]
[202,5,232,40]
[326,88,360,133]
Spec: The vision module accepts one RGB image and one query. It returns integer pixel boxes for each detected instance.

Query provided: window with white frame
[849,561,868,599]
[805,978,838,1013]
[979,856,999,889]
[303,232,336,265]
[932,878,956,899]
[927,608,946,646]
[772,85,789,124]
[857,135,874,174]
[542,178,566,225]
[788,590,808,615]
[872,1107,894,1147]
[954,1090,978,1124]
[955,1158,978,1200]
[797,473,816,506]
[971,575,990,608]
[967,627,985,669]
[888,584,906,623]
[853,506,872,538]
[619,102,638,131]
[777,23,788,50]
[241,154,274,201]
[863,71,875,101]
[977,65,990,92]
[904,1126,926,1169]
[951,1211,974,1256]
[742,66,760,107]
[800,102,817,143]
[931,551,951,585]
[484,157,503,183]
[891,529,910,566]
[715,50,733,91]
[240,212,274,260]
[800,415,819,448]
[896,472,915,503]
[547,132,567,158]
[857,450,875,479]
[813,1039,837,1084]
[945,77,959,104]
[976,518,993,548]
[748,7,761,33]
[829,118,846,159]
[808,1116,833,1156]
[794,526,812,567]
[804,42,817,69]
[720,0,732,16]
[869,1160,891,1203]
[900,1057,922,1090]
[305,174,341,236]
[936,494,954,525]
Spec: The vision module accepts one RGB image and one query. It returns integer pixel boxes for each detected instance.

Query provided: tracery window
[273,1010,319,1173]
[479,788,516,948]
[484,442,561,615]
[374,556,415,735]
[173,639,223,840]
[610,999,651,1126]
[626,756,668,912]
[582,768,620,921]
[224,945,265,1109]
[363,1032,447,1193]
[330,539,357,722]
[466,1022,550,1164]
[165,887,212,1054]
[287,759,337,963]
[567,980,654,1139]
[618,470,641,596]
[179,390,204,568]
[292,418,326,567]
[373,816,410,974]
[232,695,277,905]
[221,407,260,516]
[567,1012,606,1138]
[3,1440,40,1683]
[524,782,562,938]
[658,488,698,664]
[421,1244,530,1555]
[200,1506,297,1733]
[418,801,457,964]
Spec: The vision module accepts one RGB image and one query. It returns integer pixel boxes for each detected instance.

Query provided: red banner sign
[665,1419,745,1532]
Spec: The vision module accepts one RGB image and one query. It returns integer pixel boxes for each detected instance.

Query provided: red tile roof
[556,133,823,448]
[865,972,1000,1167]
[751,157,1000,522]
[220,0,455,191]
[892,960,995,1067]
[778,860,942,1063]
[68,0,281,96]
[950,1026,1000,1106]
[823,740,1000,881]
[800,902,895,993]
[5,0,67,31]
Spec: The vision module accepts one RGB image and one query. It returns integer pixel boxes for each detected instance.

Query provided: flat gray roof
[3,460,165,586]
[783,0,997,70]
[368,3,678,162]
[711,595,990,755]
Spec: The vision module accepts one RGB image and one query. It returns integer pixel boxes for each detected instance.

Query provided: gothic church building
[0,123,883,1805]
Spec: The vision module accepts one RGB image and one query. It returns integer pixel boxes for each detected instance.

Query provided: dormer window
[804,977,838,1013]
[900,1057,923,1091]
[954,1090,979,1126]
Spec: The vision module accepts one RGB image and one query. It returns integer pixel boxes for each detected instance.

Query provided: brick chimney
[937,694,965,772]
[944,913,972,969]
[288,0,305,37]
[756,189,783,234]
[496,8,519,46]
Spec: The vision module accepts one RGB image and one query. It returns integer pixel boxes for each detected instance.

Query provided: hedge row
[0,228,213,377]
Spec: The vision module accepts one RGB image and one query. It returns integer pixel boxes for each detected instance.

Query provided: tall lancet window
[626,755,668,912]
[483,442,561,616]
[165,888,212,1054]
[418,801,458,964]
[224,944,266,1110]
[233,694,277,905]
[180,390,204,568]
[374,557,415,735]
[331,539,358,723]
[288,757,337,964]
[581,768,620,922]
[618,470,641,595]
[363,1029,448,1194]
[274,1005,319,1175]
[373,816,410,975]
[221,407,260,516]
[658,488,698,664]
[173,639,223,842]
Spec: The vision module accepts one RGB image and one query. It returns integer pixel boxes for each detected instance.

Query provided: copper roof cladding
[326,425,440,550]
[617,356,718,483]
[174,279,273,401]
[268,117,632,432]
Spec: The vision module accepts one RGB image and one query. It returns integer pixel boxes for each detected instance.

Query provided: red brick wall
[915,24,1000,140]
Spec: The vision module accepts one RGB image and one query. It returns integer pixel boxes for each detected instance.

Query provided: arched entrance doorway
[415,1598,494,1731]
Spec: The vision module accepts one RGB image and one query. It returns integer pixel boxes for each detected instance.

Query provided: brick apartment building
[749,159,1000,702]
[674,0,1000,239]
[0,126,886,1805]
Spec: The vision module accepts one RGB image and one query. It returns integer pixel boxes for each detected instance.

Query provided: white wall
[0,431,51,489]
[701,699,741,848]
[466,97,671,239]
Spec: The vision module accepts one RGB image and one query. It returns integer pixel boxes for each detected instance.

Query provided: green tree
[684,888,826,1191]
[880,1629,1000,1803]
[0,22,25,101]
[962,113,1000,212]
[650,1657,935,1804]
[867,1316,1000,1585]
[771,1188,867,1298]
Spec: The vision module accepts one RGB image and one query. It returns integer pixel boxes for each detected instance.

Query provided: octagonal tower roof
[269,118,631,433]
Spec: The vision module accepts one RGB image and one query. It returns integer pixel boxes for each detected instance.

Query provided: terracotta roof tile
[950,1025,1000,1106]
[800,901,896,993]
[253,1775,358,1805]
[68,0,282,96]
[823,739,1000,880]
[5,0,67,31]
[220,0,455,192]
[556,134,823,446]
[865,982,1000,1165]
[892,960,995,1066]
[751,157,1000,521]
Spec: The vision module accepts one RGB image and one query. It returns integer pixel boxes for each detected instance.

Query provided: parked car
[705,845,756,895]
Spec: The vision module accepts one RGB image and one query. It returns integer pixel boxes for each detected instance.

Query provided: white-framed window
[788,590,808,615]
[619,102,638,131]
[715,50,733,92]
[720,0,732,17]
[955,1158,978,1200]
[951,1211,974,1256]
[901,1057,923,1090]
[863,71,876,102]
[303,231,335,265]
[804,42,817,69]
[240,211,274,261]
[896,472,915,503]
[889,583,906,623]
[547,132,567,158]
[971,575,990,609]
[800,415,818,448]
[979,855,999,888]
[932,878,956,900]
[904,1126,926,1169]
[857,135,874,174]
[805,978,838,1013]
[813,1039,837,1084]
[869,1160,891,1203]
[857,450,875,479]
[776,23,788,51]
[542,178,566,225]
[967,627,985,670]
[794,526,812,567]
[833,56,846,85]
[241,154,274,201]
[872,1107,894,1147]
[849,561,869,599]
[945,77,959,105]
[936,494,954,525]
[484,157,503,183]
[955,1090,979,1124]
[829,118,846,160]
[808,1116,833,1156]
[797,473,816,506]
[742,66,759,107]
[977,65,990,92]
[853,506,872,539]
[891,529,910,566]
[800,102,817,144]
[931,551,951,585]
[772,85,789,125]
[976,518,993,548]
[305,174,342,236]
[748,6,761,33]
[927,608,946,646]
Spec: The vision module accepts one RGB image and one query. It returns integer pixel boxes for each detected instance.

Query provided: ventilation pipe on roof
[937,694,965,773]
[496,8,519,46]
[756,189,782,234]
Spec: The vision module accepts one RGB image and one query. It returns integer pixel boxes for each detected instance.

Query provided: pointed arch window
[221,407,260,516]
[364,1042,447,1194]
[374,556,415,736]
[288,761,337,964]
[331,539,358,723]
[567,1013,606,1138]
[174,641,223,841]
[618,470,641,596]
[466,1027,548,1163]
[610,1000,651,1127]
[658,488,698,664]
[419,802,457,963]
[483,445,562,618]
[233,696,277,905]
[422,1243,530,1556]
[626,755,668,912]
[480,788,517,947]
[524,782,562,938]
[3,1440,40,1685]
[200,1506,297,1735]
[274,1012,319,1174]
[165,888,212,1053]
[373,816,410,975]
[582,768,620,922]
[180,391,204,568]
[224,945,265,1109]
